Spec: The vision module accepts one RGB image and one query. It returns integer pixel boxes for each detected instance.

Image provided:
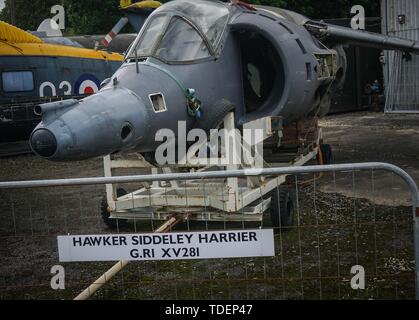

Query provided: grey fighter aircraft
[30,0,419,161]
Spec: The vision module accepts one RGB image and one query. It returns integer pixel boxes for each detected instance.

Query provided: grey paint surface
[29,0,419,162]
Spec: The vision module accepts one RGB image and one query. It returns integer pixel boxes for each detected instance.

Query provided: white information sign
[58,229,275,262]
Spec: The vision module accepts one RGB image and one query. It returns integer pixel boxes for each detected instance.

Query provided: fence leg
[74,215,184,300]
[415,207,419,300]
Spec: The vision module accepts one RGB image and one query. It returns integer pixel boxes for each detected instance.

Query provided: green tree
[247,0,380,19]
[62,0,122,35]
[0,0,122,35]
[0,0,59,30]
[0,0,381,35]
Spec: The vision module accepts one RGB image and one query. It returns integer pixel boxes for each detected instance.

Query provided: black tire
[196,99,235,133]
[100,188,129,230]
[318,144,333,165]
[270,188,295,229]
[142,152,157,166]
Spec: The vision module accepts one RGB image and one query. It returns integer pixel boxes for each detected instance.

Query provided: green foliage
[0,0,380,35]
[62,0,122,36]
[0,0,58,30]
[0,0,123,35]
[247,0,380,19]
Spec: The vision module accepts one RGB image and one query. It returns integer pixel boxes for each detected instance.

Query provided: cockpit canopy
[127,0,230,63]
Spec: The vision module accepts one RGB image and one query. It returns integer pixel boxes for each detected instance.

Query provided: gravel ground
[0,111,417,300]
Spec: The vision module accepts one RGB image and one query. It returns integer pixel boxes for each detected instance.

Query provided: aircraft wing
[305,20,419,54]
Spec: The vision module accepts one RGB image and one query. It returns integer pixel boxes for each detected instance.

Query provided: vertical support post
[224,112,239,212]
[162,167,179,189]
[10,0,16,25]
[415,205,419,300]
[151,168,160,189]
[104,155,117,211]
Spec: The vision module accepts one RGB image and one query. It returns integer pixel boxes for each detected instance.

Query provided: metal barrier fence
[0,163,418,300]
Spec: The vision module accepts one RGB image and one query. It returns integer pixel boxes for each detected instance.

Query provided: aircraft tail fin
[100,1,162,48]
[120,1,161,10]
[101,17,130,48]
[37,19,63,37]
[120,1,162,32]
[0,21,43,44]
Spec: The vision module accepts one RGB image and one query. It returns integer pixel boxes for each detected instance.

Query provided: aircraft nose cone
[30,129,58,158]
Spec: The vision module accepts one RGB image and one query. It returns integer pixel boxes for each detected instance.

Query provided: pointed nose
[29,87,151,161]
[30,129,57,158]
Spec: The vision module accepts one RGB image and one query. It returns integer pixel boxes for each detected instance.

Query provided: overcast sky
[0,0,4,12]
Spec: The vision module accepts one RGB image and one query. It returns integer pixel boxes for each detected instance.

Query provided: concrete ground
[319,112,419,207]
[1,111,418,183]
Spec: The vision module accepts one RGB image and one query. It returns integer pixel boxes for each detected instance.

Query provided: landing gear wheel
[318,144,333,165]
[100,188,129,230]
[270,188,295,229]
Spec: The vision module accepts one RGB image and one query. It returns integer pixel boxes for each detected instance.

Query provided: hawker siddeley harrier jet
[29,0,419,162]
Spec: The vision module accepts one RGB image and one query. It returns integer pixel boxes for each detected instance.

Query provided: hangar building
[382,0,419,113]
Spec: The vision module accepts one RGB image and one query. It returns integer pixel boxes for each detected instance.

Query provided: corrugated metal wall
[382,0,419,112]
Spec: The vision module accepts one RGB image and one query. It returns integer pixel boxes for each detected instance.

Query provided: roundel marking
[74,74,100,95]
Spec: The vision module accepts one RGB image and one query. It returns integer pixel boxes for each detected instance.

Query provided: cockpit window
[160,0,229,48]
[156,17,210,62]
[127,0,229,63]
[134,15,169,57]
